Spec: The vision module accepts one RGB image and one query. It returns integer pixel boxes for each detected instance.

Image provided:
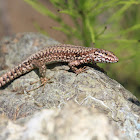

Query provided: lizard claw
[75,66,88,75]
[26,77,53,93]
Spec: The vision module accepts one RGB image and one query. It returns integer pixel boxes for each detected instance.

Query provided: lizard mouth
[102,56,119,63]
[113,56,119,63]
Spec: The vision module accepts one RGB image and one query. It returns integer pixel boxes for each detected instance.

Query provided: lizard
[0,44,119,88]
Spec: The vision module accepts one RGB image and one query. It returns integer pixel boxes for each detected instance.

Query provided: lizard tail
[0,61,34,87]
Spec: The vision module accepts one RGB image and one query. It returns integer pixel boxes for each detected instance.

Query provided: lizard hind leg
[26,62,52,93]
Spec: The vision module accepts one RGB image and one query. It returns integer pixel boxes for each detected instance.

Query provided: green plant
[24,0,140,99]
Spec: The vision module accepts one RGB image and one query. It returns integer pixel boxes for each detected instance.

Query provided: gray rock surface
[0,32,139,140]
[0,102,128,140]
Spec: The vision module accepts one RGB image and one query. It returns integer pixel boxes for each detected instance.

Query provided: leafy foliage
[24,0,140,99]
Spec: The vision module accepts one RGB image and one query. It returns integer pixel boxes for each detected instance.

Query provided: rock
[0,32,139,140]
[0,102,128,140]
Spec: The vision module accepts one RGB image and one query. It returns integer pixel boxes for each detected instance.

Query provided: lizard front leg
[68,60,88,74]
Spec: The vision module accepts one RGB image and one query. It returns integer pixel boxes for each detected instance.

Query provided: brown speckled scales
[0,44,119,87]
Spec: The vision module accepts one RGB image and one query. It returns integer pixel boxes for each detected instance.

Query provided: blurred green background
[24,0,140,100]
[0,0,140,100]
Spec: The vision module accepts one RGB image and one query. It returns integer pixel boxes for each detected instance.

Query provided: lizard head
[90,49,119,63]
